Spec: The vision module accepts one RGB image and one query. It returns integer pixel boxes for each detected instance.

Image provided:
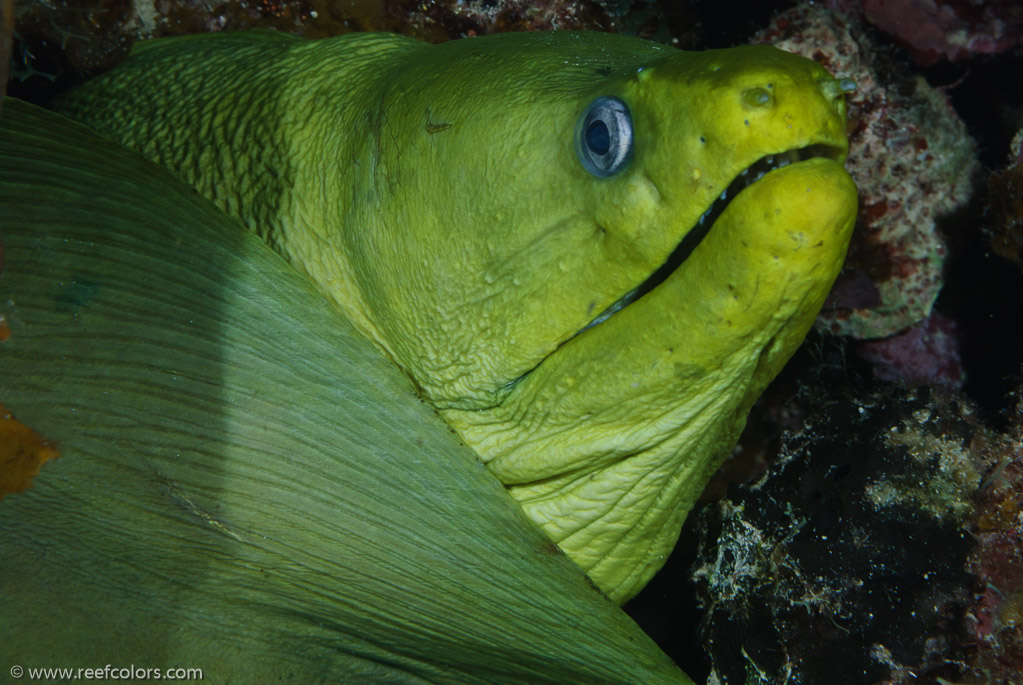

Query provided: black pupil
[586,120,611,155]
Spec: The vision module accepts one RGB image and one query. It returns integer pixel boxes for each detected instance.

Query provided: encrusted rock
[857,0,1023,66]
[986,128,1023,270]
[692,383,1018,684]
[756,3,979,339]
[855,311,964,388]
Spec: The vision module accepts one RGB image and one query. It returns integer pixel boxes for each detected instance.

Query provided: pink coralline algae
[857,312,964,388]
[859,0,1023,66]
[755,2,979,340]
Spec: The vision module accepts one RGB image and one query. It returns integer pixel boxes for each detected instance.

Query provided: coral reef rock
[858,0,1023,66]
[986,128,1023,271]
[855,311,964,388]
[756,2,979,340]
[692,383,1022,684]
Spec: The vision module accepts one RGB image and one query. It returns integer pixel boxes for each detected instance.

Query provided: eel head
[327,34,858,603]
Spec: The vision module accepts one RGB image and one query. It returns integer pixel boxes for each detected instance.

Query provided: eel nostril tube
[743,86,772,108]
[819,76,857,100]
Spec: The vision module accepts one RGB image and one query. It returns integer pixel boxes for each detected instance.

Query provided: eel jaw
[578,143,845,335]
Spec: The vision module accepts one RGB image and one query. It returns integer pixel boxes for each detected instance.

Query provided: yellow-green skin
[59,30,857,603]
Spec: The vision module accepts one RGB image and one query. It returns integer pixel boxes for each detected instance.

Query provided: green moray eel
[56,29,857,603]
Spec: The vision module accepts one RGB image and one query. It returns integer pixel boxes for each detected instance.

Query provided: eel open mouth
[578,144,843,334]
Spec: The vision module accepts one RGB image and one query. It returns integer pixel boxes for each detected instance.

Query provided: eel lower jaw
[577,143,846,335]
[496,143,845,397]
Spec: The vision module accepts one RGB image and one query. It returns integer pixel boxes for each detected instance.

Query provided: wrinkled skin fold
[58,30,858,602]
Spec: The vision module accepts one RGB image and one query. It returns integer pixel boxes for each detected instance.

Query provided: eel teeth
[579,145,833,334]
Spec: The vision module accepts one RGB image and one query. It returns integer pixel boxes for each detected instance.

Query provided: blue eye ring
[575,96,633,178]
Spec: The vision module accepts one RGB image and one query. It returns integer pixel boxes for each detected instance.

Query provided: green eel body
[0,100,689,682]
[56,30,856,603]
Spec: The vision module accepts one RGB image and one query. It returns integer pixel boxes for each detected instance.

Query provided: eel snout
[579,143,846,333]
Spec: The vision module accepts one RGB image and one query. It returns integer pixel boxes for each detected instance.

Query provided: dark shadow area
[625,509,710,682]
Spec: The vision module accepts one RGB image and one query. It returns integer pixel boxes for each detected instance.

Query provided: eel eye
[575,96,633,178]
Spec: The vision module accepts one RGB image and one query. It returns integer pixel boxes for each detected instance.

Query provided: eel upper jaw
[496,143,844,397]
[577,143,845,335]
